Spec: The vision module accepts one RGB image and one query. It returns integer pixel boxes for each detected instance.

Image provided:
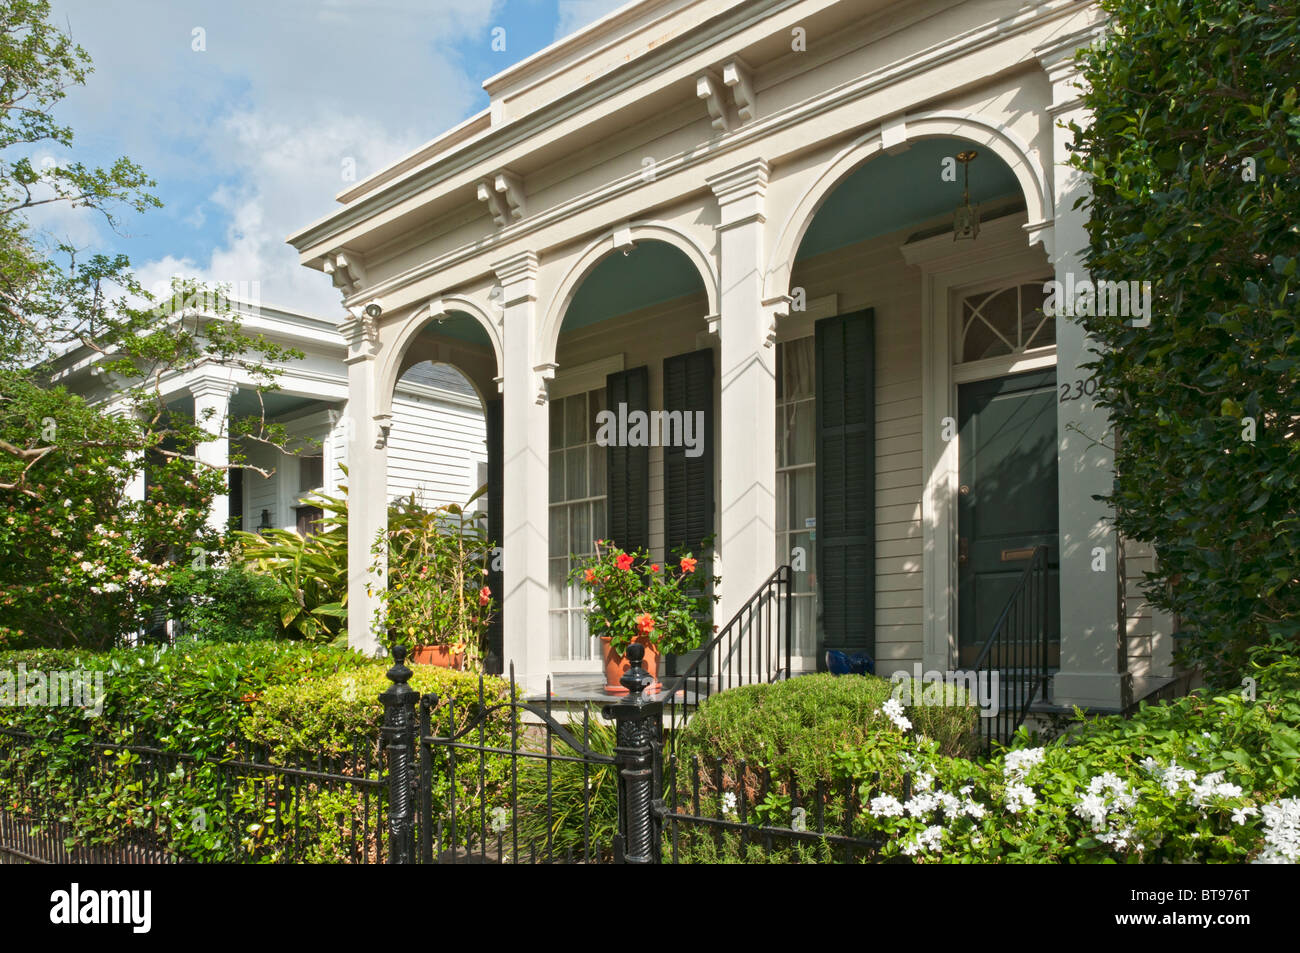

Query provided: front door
[956,369,1060,667]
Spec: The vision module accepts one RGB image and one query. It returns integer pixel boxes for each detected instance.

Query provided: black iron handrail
[969,544,1051,749]
[658,564,793,742]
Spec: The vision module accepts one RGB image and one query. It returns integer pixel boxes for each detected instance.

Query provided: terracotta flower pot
[601,635,660,695]
[409,644,465,669]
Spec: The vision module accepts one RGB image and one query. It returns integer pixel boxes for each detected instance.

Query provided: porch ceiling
[796,137,1021,260]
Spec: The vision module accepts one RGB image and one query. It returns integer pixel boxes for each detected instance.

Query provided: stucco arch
[377,293,502,416]
[537,220,720,368]
[763,110,1053,302]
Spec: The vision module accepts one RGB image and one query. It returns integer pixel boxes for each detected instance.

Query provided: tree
[0,1,298,648]
[1070,0,1300,683]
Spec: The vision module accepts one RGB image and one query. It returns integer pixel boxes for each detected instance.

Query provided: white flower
[1005,782,1037,814]
[901,825,944,856]
[721,791,737,818]
[904,792,939,818]
[1188,771,1243,807]
[880,697,913,732]
[62,499,72,508]
[914,771,934,792]
[1254,798,1300,864]
[101,582,121,594]
[1231,806,1259,826]
[79,561,94,572]
[1003,748,1046,781]
[962,799,987,820]
[869,795,904,818]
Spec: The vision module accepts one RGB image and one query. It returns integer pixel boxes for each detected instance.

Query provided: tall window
[548,387,607,663]
[775,337,817,658]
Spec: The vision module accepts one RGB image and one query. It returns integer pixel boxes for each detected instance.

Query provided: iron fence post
[381,645,421,864]
[603,642,663,864]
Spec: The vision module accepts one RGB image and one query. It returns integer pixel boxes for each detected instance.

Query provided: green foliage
[677,673,979,791]
[168,562,293,644]
[0,642,371,751]
[823,649,1300,863]
[371,492,496,669]
[1069,0,1300,682]
[511,710,620,861]
[234,486,350,643]
[568,540,716,656]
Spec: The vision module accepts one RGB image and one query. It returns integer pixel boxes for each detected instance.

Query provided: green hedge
[676,673,979,789]
[0,644,512,862]
[1070,0,1300,682]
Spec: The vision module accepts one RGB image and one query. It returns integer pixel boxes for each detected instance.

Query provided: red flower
[583,568,596,584]
[650,563,660,573]
[635,613,655,635]
[479,586,491,606]
[679,556,697,573]
[616,553,634,571]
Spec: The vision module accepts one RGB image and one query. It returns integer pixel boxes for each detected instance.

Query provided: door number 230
[1059,378,1097,403]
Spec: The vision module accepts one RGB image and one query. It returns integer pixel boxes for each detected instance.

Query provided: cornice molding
[322,0,1093,309]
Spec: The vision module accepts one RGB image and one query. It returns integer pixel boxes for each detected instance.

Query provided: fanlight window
[959,281,1054,363]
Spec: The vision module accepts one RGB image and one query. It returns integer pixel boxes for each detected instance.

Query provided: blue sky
[31,1,628,314]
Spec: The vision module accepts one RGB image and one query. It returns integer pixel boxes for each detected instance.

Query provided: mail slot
[1000,547,1035,562]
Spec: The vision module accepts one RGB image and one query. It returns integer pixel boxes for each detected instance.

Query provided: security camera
[363,301,383,319]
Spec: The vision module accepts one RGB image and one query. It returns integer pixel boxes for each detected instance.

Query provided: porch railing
[659,565,793,741]
[969,544,1052,749]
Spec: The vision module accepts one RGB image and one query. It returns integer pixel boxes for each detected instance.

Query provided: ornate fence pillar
[603,642,663,864]
[381,646,421,864]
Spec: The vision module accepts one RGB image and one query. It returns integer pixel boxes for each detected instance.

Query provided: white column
[190,379,236,536]
[106,401,147,503]
[495,251,549,691]
[342,318,388,656]
[1040,41,1132,710]
[707,159,778,625]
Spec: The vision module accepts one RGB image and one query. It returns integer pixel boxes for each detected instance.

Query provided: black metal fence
[380,640,888,865]
[0,727,387,864]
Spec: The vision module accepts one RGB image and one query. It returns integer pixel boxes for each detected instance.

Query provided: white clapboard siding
[386,364,487,509]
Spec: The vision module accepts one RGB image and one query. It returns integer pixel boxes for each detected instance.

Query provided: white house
[288,0,1177,713]
[52,300,487,537]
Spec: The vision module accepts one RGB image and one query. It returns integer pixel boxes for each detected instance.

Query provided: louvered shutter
[816,309,876,655]
[662,349,714,557]
[605,366,650,552]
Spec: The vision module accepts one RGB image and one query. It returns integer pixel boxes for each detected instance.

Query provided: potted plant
[370,493,496,670]
[569,540,715,694]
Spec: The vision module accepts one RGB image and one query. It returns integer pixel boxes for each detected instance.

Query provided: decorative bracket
[722,59,756,124]
[760,294,792,348]
[532,362,558,405]
[374,413,393,450]
[612,222,634,255]
[478,169,525,227]
[323,251,367,296]
[696,70,731,133]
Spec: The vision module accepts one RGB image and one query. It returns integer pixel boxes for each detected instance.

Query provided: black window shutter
[662,348,714,557]
[605,366,650,552]
[484,396,504,674]
[816,309,875,656]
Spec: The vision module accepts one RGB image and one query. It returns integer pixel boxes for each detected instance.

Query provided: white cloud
[48,0,503,317]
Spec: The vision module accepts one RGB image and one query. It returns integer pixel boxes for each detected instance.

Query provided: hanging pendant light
[953,150,980,242]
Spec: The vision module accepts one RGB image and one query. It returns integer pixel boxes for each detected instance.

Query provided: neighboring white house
[287,0,1177,712]
[51,300,487,537]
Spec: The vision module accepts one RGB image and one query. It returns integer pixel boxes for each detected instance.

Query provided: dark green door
[957,369,1060,667]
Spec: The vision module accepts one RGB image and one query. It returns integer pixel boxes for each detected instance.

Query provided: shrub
[1069,0,1300,683]
[168,562,293,643]
[372,494,497,669]
[828,649,1300,863]
[676,673,979,790]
